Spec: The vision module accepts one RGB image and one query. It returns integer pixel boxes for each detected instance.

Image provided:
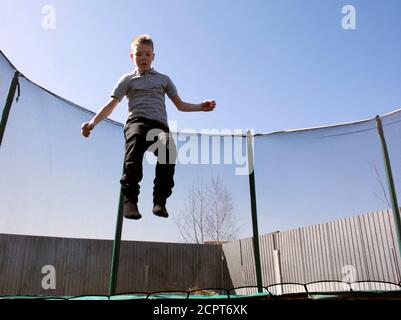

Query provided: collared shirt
[111,68,178,128]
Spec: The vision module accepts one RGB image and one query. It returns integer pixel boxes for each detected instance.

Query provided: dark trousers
[120,117,176,206]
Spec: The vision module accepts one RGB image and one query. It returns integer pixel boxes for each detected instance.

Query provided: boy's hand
[81,121,95,138]
[200,100,216,112]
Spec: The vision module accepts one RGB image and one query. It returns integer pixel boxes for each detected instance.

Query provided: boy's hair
[131,34,154,51]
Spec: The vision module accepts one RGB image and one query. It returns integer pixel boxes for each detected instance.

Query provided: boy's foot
[123,201,142,220]
[152,204,169,218]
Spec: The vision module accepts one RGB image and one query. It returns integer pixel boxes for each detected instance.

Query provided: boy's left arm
[170,95,216,112]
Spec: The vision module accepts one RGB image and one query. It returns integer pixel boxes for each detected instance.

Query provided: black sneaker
[152,204,169,218]
[123,201,142,220]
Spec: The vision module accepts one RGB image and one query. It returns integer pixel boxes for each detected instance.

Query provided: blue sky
[1,0,401,242]
[1,0,400,132]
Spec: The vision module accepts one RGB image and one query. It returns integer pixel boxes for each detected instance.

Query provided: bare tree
[175,175,239,244]
[175,177,208,244]
[206,176,239,243]
[369,161,391,208]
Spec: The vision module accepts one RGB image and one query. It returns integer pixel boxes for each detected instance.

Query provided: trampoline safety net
[0,50,400,299]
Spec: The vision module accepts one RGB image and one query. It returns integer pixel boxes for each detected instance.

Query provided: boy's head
[130,34,155,73]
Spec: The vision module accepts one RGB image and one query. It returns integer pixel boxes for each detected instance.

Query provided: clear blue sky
[1,0,400,132]
[1,0,401,242]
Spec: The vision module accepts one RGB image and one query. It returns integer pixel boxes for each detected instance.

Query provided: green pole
[0,71,20,148]
[375,116,401,262]
[246,130,263,293]
[108,182,125,295]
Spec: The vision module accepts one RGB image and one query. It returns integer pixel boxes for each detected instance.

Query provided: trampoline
[1,49,401,300]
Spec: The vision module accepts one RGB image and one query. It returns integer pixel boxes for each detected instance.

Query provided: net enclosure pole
[0,71,20,148]
[376,115,401,261]
[246,130,263,292]
[108,186,125,295]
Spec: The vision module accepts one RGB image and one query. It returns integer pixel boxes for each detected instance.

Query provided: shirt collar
[134,67,156,76]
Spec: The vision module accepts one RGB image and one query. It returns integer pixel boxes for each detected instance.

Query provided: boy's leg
[120,131,148,205]
[151,130,177,206]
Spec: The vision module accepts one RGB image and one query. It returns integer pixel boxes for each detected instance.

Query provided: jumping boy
[81,34,216,220]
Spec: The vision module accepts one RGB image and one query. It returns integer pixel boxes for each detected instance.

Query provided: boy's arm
[170,95,216,112]
[81,97,119,137]
[89,97,120,126]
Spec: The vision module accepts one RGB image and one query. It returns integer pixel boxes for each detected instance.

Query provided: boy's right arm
[81,97,119,138]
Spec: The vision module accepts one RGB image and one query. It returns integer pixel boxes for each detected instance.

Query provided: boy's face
[130,44,154,73]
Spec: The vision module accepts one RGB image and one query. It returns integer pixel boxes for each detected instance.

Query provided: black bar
[108,187,125,295]
[0,71,20,148]
[375,116,401,261]
[246,130,263,292]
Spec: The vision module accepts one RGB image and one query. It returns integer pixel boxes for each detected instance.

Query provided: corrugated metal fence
[222,209,401,294]
[0,234,231,296]
[1,209,400,296]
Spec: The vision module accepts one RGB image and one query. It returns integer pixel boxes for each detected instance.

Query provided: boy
[81,34,216,220]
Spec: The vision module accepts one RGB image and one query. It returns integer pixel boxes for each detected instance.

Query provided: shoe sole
[124,213,142,220]
[152,211,168,218]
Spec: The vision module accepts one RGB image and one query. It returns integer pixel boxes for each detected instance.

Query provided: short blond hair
[131,34,154,51]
